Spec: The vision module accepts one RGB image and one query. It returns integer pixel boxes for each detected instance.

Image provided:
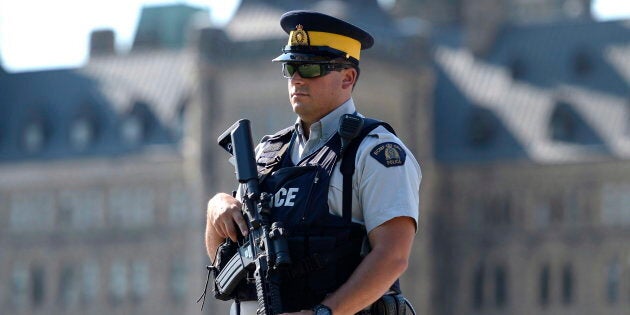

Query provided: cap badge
[290,24,309,46]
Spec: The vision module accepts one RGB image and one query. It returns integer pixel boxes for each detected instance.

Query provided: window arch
[472,262,485,309]
[21,108,49,154]
[572,48,593,77]
[550,102,576,142]
[70,104,99,151]
[495,265,508,307]
[121,100,156,145]
[562,263,574,305]
[539,264,551,307]
[467,108,497,147]
[549,101,602,145]
[509,56,527,80]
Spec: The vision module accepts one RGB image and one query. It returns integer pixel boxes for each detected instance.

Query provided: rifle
[215,119,291,315]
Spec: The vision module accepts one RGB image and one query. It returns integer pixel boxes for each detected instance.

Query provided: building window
[58,189,105,230]
[170,260,187,303]
[57,265,79,307]
[22,120,47,153]
[472,263,485,309]
[563,187,583,226]
[10,264,29,309]
[572,49,593,77]
[550,103,577,142]
[109,260,127,305]
[469,196,484,230]
[467,108,497,148]
[495,265,508,307]
[169,183,192,225]
[533,198,551,229]
[509,56,527,80]
[121,101,156,145]
[9,191,56,232]
[601,182,630,226]
[81,261,100,305]
[31,265,46,308]
[70,116,97,151]
[484,194,512,227]
[108,186,155,228]
[606,259,620,304]
[131,260,149,303]
[549,195,564,224]
[539,264,551,307]
[121,114,143,145]
[562,264,574,305]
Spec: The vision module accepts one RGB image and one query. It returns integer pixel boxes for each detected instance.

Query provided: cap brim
[272,52,336,63]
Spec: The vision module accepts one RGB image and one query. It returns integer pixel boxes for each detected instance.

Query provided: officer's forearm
[321,217,415,315]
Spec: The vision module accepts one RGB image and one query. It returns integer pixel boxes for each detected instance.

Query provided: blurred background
[1,0,629,315]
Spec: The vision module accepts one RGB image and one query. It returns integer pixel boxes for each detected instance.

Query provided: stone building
[0,4,207,315]
[430,4,630,315]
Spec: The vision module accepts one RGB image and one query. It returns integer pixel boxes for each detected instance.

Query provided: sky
[0,0,628,73]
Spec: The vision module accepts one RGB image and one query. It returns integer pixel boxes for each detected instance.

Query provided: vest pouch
[281,236,338,310]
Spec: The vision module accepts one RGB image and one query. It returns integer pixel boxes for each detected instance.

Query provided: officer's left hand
[278,311,313,315]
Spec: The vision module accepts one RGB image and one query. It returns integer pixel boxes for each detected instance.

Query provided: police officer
[205,10,421,315]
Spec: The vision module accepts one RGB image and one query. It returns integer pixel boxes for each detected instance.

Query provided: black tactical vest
[254,119,400,312]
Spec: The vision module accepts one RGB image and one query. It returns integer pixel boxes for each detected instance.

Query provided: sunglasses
[282,63,351,79]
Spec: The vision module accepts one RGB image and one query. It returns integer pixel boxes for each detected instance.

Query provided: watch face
[314,305,332,315]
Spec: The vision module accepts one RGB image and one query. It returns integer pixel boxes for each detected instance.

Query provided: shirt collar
[294,98,357,143]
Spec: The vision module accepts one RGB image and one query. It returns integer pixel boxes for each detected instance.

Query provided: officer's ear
[341,67,357,90]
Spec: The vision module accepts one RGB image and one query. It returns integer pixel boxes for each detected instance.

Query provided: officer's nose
[289,71,305,84]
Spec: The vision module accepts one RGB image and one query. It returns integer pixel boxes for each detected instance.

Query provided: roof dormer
[120,100,158,146]
[548,101,602,145]
[21,108,49,154]
[70,104,99,151]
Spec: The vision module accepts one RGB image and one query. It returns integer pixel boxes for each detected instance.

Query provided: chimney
[89,29,116,57]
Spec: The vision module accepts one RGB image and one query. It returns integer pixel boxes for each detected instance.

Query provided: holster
[363,294,412,315]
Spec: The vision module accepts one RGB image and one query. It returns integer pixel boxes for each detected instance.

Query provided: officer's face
[287,64,355,125]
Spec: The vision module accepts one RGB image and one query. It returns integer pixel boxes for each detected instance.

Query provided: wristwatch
[313,304,333,315]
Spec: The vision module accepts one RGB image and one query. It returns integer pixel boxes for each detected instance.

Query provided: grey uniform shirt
[231,98,421,315]
[292,98,421,232]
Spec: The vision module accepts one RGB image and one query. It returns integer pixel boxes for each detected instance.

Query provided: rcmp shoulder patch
[370,142,406,167]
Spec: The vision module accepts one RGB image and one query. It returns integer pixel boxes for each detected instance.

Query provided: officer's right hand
[207,192,248,242]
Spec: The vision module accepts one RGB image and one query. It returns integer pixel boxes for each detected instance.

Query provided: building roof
[0,49,194,163]
[0,3,204,163]
[80,49,196,126]
[433,19,630,164]
[224,0,407,49]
